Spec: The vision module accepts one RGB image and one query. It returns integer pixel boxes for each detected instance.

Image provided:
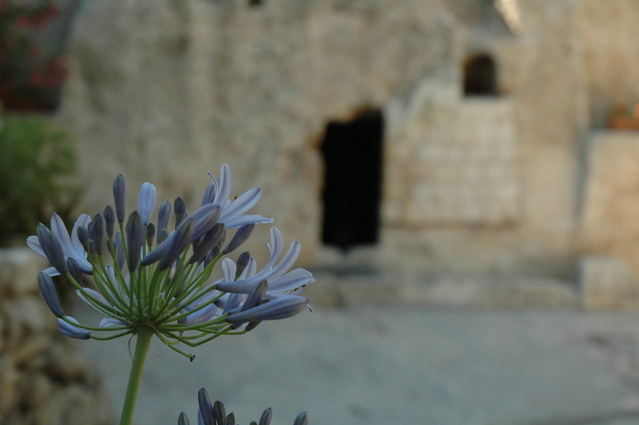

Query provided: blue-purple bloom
[27,165,312,359]
[214,227,315,301]
[27,213,92,276]
[179,389,309,425]
[138,182,157,225]
[38,272,64,317]
[57,317,90,340]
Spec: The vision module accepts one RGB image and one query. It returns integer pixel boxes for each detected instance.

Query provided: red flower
[28,70,46,87]
[15,15,31,29]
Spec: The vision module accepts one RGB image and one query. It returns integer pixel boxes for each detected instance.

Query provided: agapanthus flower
[27,213,93,276]
[214,227,315,301]
[178,388,309,425]
[28,165,312,360]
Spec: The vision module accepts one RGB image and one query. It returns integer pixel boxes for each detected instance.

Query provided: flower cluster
[28,165,313,359]
[178,388,308,425]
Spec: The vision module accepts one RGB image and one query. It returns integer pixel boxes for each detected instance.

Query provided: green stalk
[119,325,154,425]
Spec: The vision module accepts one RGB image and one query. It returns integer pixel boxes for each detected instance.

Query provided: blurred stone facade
[54,0,639,307]
[0,249,112,425]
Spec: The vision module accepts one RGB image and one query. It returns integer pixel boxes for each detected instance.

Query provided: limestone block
[2,296,55,363]
[0,248,46,298]
[579,131,639,280]
[401,275,575,308]
[579,256,639,311]
[386,94,521,227]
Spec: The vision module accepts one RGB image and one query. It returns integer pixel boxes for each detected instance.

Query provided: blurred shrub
[0,0,69,112]
[0,113,78,245]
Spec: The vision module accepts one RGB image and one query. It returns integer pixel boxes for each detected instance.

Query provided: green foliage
[0,113,78,245]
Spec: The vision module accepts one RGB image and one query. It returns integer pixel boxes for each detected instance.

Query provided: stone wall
[53,0,639,303]
[0,249,112,425]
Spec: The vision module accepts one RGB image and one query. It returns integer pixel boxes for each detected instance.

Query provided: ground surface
[77,305,639,425]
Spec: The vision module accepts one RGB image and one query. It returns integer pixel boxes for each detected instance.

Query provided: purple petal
[222,215,274,229]
[57,317,90,339]
[219,188,261,222]
[71,214,92,254]
[222,258,236,282]
[27,235,45,256]
[216,164,232,206]
[225,296,308,323]
[264,241,301,279]
[184,302,218,325]
[264,227,285,271]
[100,318,128,328]
[268,268,315,292]
[50,213,75,256]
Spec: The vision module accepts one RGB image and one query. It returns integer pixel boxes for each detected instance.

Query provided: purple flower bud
[190,204,222,241]
[57,317,90,339]
[115,232,125,270]
[214,401,227,425]
[125,211,144,272]
[198,388,215,425]
[138,182,157,225]
[188,223,224,264]
[66,257,83,284]
[38,272,64,317]
[293,412,308,425]
[235,252,251,279]
[174,197,187,228]
[226,296,308,324]
[37,224,67,275]
[178,412,190,425]
[146,223,156,248]
[77,226,90,252]
[90,213,106,255]
[103,205,115,238]
[223,412,235,425]
[242,280,267,312]
[244,319,262,332]
[157,227,169,244]
[157,201,172,239]
[158,218,195,271]
[229,280,267,330]
[113,174,126,223]
[89,240,97,256]
[216,231,226,250]
[202,252,213,268]
[222,224,255,255]
[259,408,272,425]
[223,293,242,315]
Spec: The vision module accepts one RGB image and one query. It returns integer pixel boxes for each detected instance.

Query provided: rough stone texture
[579,255,639,311]
[576,0,639,127]
[53,0,639,305]
[0,248,45,298]
[388,96,520,226]
[579,132,639,278]
[306,271,576,309]
[0,248,113,425]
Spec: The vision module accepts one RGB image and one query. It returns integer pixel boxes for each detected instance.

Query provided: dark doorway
[320,109,383,251]
[463,54,497,96]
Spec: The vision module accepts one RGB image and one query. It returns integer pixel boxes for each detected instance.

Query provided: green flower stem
[119,324,154,425]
